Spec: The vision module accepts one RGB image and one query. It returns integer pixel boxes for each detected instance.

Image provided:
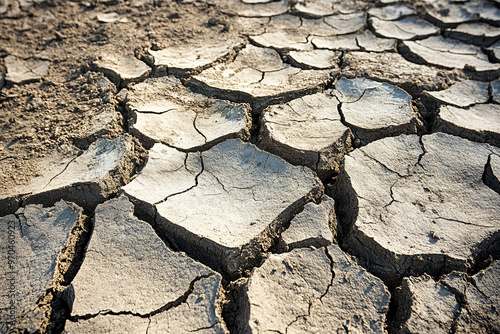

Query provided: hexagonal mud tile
[464,1,500,24]
[367,4,414,21]
[334,77,422,143]
[395,263,500,333]
[435,103,500,146]
[248,14,313,51]
[239,245,390,333]
[258,91,353,179]
[210,0,287,17]
[189,44,332,110]
[288,49,341,69]
[445,22,500,46]
[123,139,323,276]
[334,133,500,287]
[91,54,150,88]
[0,201,84,333]
[5,56,49,84]
[126,77,251,151]
[279,195,336,251]
[147,40,241,77]
[341,51,466,96]
[370,16,439,40]
[293,0,370,18]
[425,3,477,27]
[0,136,141,215]
[423,80,489,108]
[311,30,396,52]
[65,196,227,333]
[402,36,500,73]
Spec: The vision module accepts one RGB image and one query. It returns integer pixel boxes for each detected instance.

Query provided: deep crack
[69,274,215,322]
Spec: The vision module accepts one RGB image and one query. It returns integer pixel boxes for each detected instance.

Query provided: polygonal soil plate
[190,44,332,109]
[402,36,500,73]
[65,196,227,333]
[126,77,251,151]
[123,139,323,275]
[258,91,353,179]
[335,133,500,286]
[334,77,421,143]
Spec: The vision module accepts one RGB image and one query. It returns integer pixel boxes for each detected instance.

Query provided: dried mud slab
[0,71,125,209]
[65,196,227,333]
[288,49,341,69]
[402,36,500,73]
[312,30,396,52]
[423,80,489,108]
[123,139,323,276]
[425,3,476,27]
[367,4,414,21]
[126,77,251,151]
[0,201,84,333]
[258,91,353,179]
[293,0,369,18]
[445,22,500,46]
[370,16,439,40]
[321,12,366,34]
[248,14,312,51]
[335,133,500,287]
[435,104,500,146]
[354,30,396,51]
[249,12,366,45]
[209,0,287,17]
[239,245,390,333]
[341,51,466,95]
[190,45,332,110]
[96,12,128,23]
[395,274,459,334]
[250,31,313,51]
[147,40,240,77]
[91,54,150,88]
[464,1,500,24]
[0,136,140,215]
[5,55,49,83]
[395,264,500,334]
[279,195,336,251]
[334,77,421,143]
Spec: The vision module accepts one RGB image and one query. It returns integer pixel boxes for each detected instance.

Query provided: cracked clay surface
[1,0,500,333]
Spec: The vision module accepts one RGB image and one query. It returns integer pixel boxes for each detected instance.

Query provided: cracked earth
[0,0,499,333]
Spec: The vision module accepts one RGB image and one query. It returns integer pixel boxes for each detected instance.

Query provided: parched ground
[0,0,499,333]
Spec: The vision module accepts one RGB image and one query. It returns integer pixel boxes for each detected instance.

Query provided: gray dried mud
[1,0,500,333]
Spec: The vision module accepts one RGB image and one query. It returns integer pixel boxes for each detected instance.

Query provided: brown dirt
[0,0,240,193]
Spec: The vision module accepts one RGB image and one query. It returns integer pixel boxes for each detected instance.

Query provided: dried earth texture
[0,201,85,333]
[1,0,500,333]
[65,196,227,333]
[239,245,390,334]
[334,133,500,287]
[394,262,500,333]
[123,139,323,276]
[125,76,251,151]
